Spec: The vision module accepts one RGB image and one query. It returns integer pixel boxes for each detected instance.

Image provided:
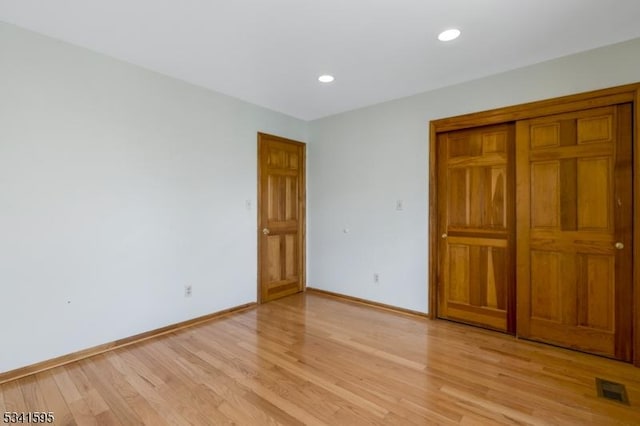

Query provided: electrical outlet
[373,273,380,284]
[396,200,404,211]
[184,285,192,297]
[245,199,252,210]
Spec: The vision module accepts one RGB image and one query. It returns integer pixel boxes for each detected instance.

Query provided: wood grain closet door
[258,133,306,303]
[437,124,516,333]
[516,105,633,361]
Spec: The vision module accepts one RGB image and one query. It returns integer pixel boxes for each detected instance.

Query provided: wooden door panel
[284,233,298,280]
[262,232,300,298]
[447,168,468,226]
[266,235,282,281]
[578,254,615,330]
[577,114,612,144]
[267,175,298,221]
[529,250,562,322]
[438,124,515,332]
[530,123,560,148]
[258,134,305,303]
[447,244,469,304]
[577,158,610,230]
[530,161,560,228]
[516,105,632,361]
[443,242,509,307]
[447,166,507,229]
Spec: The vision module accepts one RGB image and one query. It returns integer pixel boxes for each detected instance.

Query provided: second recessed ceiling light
[318,74,335,83]
[438,29,461,42]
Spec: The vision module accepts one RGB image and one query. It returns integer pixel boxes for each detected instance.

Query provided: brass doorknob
[615,242,624,250]
[441,233,448,239]
[262,228,270,235]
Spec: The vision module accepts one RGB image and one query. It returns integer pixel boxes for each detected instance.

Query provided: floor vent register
[596,378,629,405]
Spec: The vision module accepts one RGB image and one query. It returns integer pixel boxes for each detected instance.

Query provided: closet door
[516,105,633,361]
[437,124,515,333]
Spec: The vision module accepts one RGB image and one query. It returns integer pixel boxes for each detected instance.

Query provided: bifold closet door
[516,104,633,361]
[437,124,516,333]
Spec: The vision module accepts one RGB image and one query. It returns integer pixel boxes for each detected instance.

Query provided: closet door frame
[428,83,640,366]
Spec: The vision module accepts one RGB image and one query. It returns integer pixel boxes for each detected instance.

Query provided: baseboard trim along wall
[306,288,429,319]
[0,302,257,385]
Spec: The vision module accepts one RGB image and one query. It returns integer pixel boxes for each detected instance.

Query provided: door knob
[441,233,448,239]
[262,228,270,235]
[615,242,624,250]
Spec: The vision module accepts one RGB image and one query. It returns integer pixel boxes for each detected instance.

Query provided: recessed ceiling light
[318,74,335,83]
[438,29,461,42]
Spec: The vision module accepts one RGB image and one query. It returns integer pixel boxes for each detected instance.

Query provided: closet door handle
[262,228,270,235]
[441,233,448,239]
[615,242,624,250]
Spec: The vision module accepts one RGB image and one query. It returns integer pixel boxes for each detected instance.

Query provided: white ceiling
[2,0,640,120]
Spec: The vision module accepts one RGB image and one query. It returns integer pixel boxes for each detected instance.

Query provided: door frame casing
[428,83,640,366]
[257,132,307,303]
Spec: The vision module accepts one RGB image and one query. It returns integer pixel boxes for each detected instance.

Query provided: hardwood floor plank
[67,399,98,426]
[136,341,234,425]
[106,352,190,426]
[171,334,327,425]
[94,410,125,426]
[84,355,167,426]
[170,337,310,425]
[51,368,101,425]
[1,380,28,413]
[398,398,460,425]
[175,322,346,422]
[440,385,542,425]
[64,364,111,418]
[189,320,392,424]
[19,376,48,415]
[223,315,473,422]
[34,371,76,426]
[238,338,390,419]
[51,368,83,404]
[2,292,640,424]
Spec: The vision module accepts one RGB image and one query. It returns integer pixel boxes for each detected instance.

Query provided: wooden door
[516,105,633,361]
[258,133,306,303]
[437,124,516,333]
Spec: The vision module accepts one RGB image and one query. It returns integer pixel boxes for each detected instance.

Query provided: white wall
[308,37,640,313]
[0,23,307,373]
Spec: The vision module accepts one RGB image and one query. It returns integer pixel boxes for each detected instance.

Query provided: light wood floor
[1,292,639,425]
